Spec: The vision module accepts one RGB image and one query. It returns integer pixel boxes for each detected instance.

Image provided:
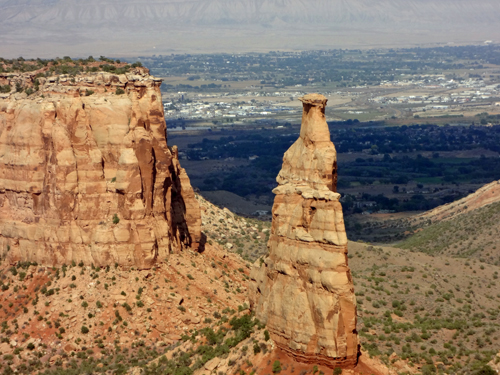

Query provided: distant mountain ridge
[1,0,500,57]
[2,0,499,27]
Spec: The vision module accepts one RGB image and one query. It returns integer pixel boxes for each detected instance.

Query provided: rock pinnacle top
[299,93,328,108]
[277,93,337,192]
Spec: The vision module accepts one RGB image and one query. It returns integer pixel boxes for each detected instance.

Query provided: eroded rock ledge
[249,94,360,368]
[0,68,201,268]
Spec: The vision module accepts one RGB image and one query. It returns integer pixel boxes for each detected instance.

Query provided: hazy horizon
[1,0,500,58]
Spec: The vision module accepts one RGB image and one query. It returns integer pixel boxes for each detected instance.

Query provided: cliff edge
[0,66,201,268]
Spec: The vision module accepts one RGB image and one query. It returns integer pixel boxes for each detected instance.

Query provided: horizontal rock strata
[0,68,201,268]
[249,94,359,368]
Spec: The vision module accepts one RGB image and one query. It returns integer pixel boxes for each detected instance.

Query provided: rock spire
[249,93,359,368]
[0,68,201,268]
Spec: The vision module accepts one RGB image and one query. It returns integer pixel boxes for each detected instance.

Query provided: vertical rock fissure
[151,147,157,212]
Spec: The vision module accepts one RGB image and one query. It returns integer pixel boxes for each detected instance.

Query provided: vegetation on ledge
[0,56,142,76]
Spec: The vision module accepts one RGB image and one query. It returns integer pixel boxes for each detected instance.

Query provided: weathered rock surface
[249,94,359,368]
[0,68,201,267]
[487,351,500,374]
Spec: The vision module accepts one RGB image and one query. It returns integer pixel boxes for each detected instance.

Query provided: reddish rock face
[0,68,201,268]
[249,94,360,368]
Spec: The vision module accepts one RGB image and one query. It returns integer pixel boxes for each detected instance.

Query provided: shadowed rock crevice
[249,93,360,369]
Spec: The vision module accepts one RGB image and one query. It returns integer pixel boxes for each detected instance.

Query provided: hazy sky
[1,0,500,58]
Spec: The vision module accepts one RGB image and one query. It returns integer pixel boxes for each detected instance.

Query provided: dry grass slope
[398,201,500,265]
[349,242,500,375]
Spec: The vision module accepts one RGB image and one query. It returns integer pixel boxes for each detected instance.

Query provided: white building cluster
[163,91,305,120]
[371,76,500,110]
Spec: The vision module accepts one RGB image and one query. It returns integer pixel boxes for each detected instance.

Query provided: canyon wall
[249,94,359,368]
[0,68,201,268]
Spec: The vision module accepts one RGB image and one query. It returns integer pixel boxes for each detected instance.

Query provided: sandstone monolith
[249,94,359,368]
[0,68,201,268]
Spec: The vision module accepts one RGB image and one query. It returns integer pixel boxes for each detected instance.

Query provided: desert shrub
[122,303,132,312]
[472,364,496,375]
[0,85,11,93]
[272,361,282,373]
[253,342,261,354]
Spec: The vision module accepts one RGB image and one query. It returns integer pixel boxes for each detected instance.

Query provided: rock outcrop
[0,68,201,268]
[249,94,359,368]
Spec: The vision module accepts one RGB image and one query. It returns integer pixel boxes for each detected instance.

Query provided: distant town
[125,45,500,127]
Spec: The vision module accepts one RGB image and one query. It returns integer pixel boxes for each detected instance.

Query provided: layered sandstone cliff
[249,94,359,368]
[0,68,201,268]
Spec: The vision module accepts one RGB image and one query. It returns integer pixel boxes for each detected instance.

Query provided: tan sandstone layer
[249,94,359,368]
[0,68,201,268]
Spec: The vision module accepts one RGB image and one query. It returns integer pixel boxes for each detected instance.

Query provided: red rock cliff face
[249,94,359,368]
[0,68,201,268]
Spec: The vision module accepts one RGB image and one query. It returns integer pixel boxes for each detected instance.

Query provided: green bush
[473,365,496,375]
[264,330,270,341]
[113,214,120,224]
[85,89,94,96]
[0,85,11,93]
[81,326,89,334]
[253,342,261,354]
[272,360,281,374]
[115,88,125,95]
